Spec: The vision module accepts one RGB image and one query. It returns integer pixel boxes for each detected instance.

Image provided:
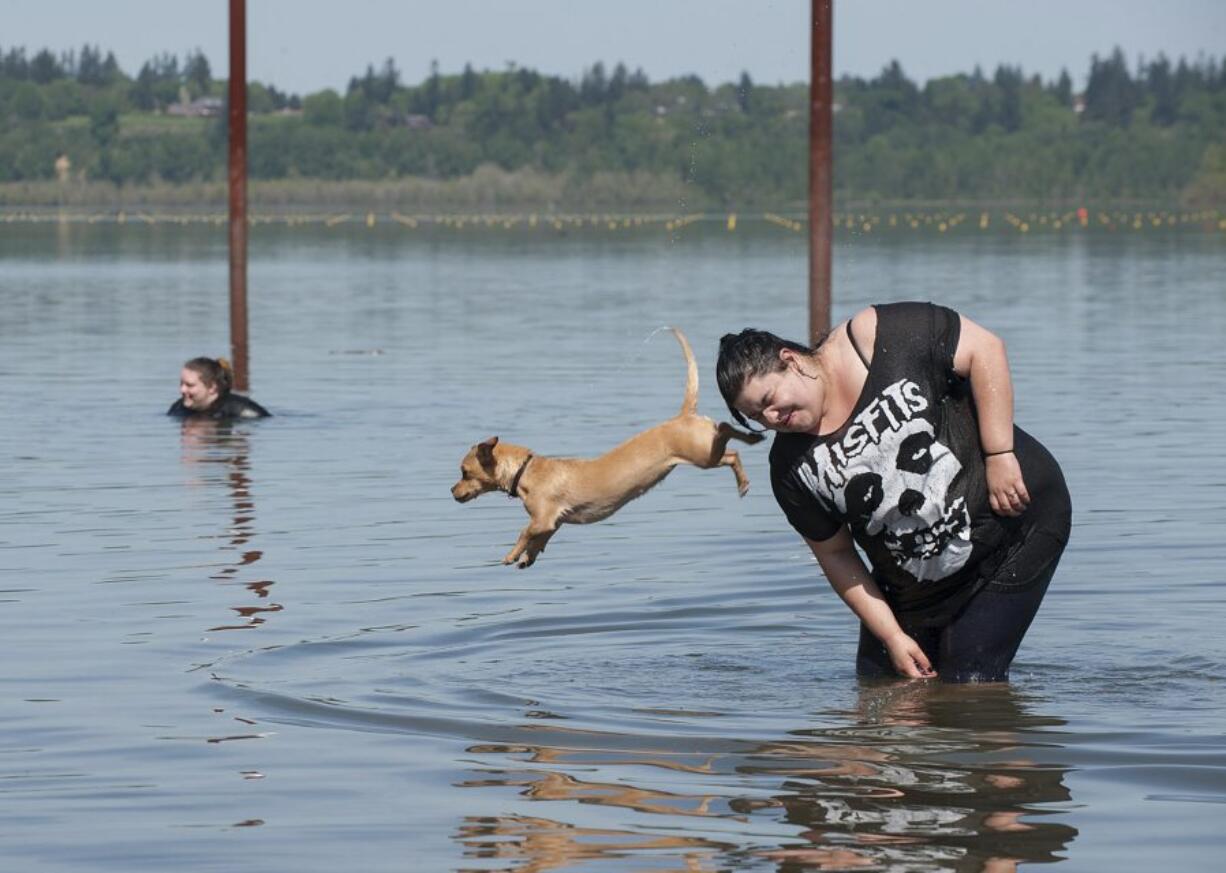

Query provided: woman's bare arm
[953,314,1029,517]
[807,528,935,678]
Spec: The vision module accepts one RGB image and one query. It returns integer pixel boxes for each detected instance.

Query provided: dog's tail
[671,327,699,416]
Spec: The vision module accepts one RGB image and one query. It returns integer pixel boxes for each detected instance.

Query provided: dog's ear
[476,436,499,466]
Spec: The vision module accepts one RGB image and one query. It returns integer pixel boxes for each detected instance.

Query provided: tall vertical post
[228,0,250,392]
[808,0,834,342]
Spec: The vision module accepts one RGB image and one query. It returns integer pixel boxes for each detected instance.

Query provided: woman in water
[168,356,270,420]
[717,302,1070,682]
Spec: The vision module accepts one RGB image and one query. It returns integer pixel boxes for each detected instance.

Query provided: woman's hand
[986,452,1030,517]
[808,530,936,680]
[884,631,936,679]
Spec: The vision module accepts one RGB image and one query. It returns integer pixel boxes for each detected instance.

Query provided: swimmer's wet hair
[716,329,826,428]
[184,356,234,395]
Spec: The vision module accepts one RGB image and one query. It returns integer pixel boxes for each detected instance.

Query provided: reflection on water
[178,418,281,754]
[764,684,1076,871]
[459,684,1075,872]
[178,418,282,633]
[456,815,729,873]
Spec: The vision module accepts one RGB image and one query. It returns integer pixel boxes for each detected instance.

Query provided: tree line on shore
[1,43,1224,206]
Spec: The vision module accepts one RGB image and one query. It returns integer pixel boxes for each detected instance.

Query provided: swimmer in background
[168,356,270,420]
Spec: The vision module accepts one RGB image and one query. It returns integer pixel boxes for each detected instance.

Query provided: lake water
[2,217,1224,872]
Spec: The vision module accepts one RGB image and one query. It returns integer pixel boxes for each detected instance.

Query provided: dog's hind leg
[704,422,760,462]
[691,423,763,496]
[720,450,753,496]
[718,421,765,446]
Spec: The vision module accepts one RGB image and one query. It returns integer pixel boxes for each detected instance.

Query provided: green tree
[247,82,275,114]
[29,48,63,83]
[1184,142,1226,205]
[43,79,85,120]
[343,88,376,131]
[1052,68,1073,108]
[11,82,46,120]
[994,65,1023,132]
[303,89,343,126]
[424,59,441,119]
[131,61,157,110]
[459,63,477,100]
[89,95,120,147]
[1084,47,1138,127]
[862,60,920,137]
[924,75,978,131]
[1148,55,1178,126]
[737,71,754,113]
[608,62,628,103]
[77,44,107,85]
[100,51,122,85]
[580,62,607,106]
[2,47,30,79]
[184,49,211,98]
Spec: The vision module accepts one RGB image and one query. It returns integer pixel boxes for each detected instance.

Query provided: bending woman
[717,302,1070,682]
[168,357,270,420]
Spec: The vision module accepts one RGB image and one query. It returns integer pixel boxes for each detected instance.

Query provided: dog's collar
[508,454,534,498]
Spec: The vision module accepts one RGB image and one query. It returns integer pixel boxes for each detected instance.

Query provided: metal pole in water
[228,0,250,392]
[808,0,834,342]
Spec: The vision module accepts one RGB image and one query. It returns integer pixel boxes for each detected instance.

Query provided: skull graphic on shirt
[803,415,973,581]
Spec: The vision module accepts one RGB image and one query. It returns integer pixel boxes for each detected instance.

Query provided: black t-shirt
[167,393,270,420]
[770,302,1070,624]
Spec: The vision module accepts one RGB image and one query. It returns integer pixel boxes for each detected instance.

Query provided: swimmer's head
[179,357,233,410]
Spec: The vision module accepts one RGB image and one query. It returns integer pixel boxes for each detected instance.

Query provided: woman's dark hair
[716,329,823,428]
[184,356,234,396]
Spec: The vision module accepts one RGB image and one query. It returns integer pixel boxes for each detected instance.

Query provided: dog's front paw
[738,480,751,497]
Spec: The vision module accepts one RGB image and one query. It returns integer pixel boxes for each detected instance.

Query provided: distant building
[167,97,224,118]
[54,153,72,183]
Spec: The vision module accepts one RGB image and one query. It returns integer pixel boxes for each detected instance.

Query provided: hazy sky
[9,0,1224,94]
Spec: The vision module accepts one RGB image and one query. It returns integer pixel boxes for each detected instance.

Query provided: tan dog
[451,328,764,567]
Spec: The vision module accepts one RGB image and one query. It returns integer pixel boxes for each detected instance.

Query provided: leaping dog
[450,329,764,567]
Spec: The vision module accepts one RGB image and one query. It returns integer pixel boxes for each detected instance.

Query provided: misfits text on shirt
[796,378,973,581]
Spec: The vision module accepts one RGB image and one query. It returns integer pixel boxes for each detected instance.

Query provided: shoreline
[1,202,1208,219]
[1,173,1207,215]
[5,206,1220,236]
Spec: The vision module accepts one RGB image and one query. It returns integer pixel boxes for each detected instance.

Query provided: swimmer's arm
[806,530,934,679]
[953,314,1028,517]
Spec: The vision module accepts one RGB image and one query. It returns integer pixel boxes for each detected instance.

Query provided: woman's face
[179,367,220,410]
[734,356,824,434]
